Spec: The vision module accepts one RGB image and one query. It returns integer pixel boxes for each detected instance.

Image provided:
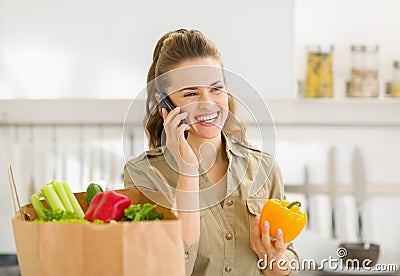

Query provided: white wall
[0,0,294,99]
[3,0,400,100]
[295,0,400,97]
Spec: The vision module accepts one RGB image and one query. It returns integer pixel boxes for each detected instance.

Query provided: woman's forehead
[164,65,225,94]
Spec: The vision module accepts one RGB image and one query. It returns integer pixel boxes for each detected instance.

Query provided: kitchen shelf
[0,99,131,126]
[267,98,400,127]
[0,98,400,127]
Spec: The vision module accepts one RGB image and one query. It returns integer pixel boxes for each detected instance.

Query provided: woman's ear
[155,93,160,102]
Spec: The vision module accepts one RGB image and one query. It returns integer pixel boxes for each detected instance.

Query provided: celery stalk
[40,184,66,211]
[30,194,46,219]
[63,182,84,218]
[53,181,74,213]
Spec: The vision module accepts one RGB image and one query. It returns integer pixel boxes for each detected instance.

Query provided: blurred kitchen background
[1,0,400,274]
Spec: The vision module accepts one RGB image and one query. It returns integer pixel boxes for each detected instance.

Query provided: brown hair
[144,29,245,149]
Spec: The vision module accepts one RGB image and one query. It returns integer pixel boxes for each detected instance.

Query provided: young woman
[124,29,299,276]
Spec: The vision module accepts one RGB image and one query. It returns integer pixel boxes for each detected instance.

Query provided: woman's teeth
[196,112,218,123]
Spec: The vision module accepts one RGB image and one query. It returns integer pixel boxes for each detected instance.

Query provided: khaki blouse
[124,134,299,276]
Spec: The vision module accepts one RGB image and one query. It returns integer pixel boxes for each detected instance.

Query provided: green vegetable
[30,181,85,221]
[62,182,85,218]
[41,183,65,211]
[86,183,103,205]
[121,203,163,222]
[35,209,88,223]
[53,181,74,212]
[30,194,46,219]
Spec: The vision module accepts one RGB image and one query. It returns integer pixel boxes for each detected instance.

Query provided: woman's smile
[194,111,219,126]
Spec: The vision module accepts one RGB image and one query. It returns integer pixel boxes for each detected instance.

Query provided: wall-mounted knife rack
[285,184,400,196]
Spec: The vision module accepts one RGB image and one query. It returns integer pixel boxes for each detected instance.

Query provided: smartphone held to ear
[158,92,188,126]
[158,92,176,115]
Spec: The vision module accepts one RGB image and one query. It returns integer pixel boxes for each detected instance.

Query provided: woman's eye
[211,86,224,92]
[183,91,197,97]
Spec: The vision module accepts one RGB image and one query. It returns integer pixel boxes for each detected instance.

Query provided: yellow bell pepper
[259,199,307,243]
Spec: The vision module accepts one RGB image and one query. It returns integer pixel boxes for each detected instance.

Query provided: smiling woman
[124,29,300,276]
[144,29,243,149]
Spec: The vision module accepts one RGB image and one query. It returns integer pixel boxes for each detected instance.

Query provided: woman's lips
[194,112,219,126]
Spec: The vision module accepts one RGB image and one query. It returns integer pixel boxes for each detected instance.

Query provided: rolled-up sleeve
[183,240,199,275]
[124,163,158,191]
[123,165,135,188]
[285,244,300,276]
[124,161,199,275]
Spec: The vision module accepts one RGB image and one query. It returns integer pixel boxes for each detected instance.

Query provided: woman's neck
[186,133,226,165]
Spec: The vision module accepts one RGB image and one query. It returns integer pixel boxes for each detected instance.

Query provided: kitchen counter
[0,262,399,276]
[0,254,19,276]
[299,270,400,276]
[0,266,19,276]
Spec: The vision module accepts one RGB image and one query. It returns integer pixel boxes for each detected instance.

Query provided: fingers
[161,108,168,121]
[177,123,190,140]
[274,229,285,251]
[172,113,189,128]
[250,216,292,264]
[162,107,188,128]
[252,214,261,239]
[162,107,179,125]
[162,107,189,142]
[251,216,272,252]
[250,215,262,253]
[261,220,272,248]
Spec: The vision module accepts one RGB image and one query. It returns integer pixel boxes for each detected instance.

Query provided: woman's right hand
[162,107,198,175]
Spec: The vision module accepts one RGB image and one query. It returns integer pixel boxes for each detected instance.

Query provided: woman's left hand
[250,214,290,265]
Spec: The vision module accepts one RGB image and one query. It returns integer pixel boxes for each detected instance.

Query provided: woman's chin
[189,125,223,140]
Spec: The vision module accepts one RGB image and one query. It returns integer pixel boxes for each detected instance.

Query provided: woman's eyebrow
[177,81,224,92]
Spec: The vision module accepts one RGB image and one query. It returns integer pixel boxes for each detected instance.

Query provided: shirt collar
[222,132,246,158]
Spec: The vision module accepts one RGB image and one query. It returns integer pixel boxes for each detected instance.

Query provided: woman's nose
[199,87,212,101]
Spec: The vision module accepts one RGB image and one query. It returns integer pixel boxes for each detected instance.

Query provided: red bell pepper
[84,191,132,223]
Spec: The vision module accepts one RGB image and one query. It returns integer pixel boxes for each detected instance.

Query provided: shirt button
[184,251,189,260]
[225,266,232,272]
[225,232,233,241]
[227,199,234,206]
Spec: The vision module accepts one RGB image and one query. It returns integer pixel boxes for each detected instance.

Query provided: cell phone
[158,92,188,126]
[158,92,176,114]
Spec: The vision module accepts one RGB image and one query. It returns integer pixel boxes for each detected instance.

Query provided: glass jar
[305,45,333,98]
[348,45,379,97]
[391,61,400,97]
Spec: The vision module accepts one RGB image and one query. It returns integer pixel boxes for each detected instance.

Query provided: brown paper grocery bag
[12,188,185,276]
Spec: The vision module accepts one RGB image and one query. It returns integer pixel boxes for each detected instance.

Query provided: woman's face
[167,57,229,140]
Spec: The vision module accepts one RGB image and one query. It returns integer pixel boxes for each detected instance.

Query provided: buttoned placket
[198,135,246,275]
[200,151,237,275]
[221,154,237,275]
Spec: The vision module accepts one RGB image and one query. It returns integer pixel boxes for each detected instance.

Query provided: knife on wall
[352,146,367,242]
[328,147,337,239]
[303,165,311,228]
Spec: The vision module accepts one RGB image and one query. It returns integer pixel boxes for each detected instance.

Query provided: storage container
[348,45,379,97]
[305,45,334,98]
[391,61,400,97]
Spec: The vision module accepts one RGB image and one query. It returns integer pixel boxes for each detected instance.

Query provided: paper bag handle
[8,163,26,221]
